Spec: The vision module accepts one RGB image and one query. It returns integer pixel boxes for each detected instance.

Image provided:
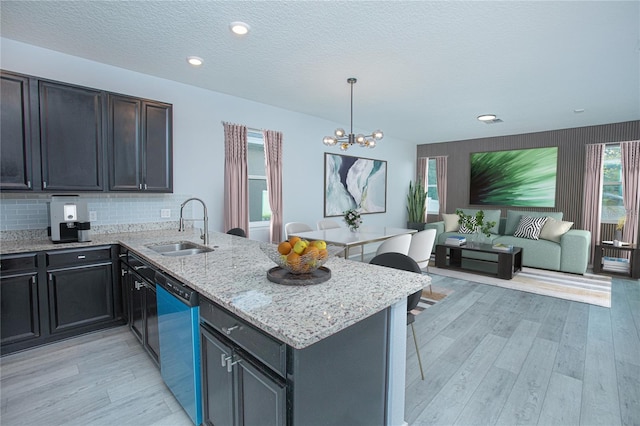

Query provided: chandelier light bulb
[372,130,384,140]
[368,140,376,148]
[335,128,345,138]
[356,134,365,144]
[340,143,349,151]
[323,136,334,145]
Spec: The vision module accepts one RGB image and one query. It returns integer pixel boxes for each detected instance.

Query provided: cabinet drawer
[200,297,287,378]
[46,246,112,267]
[0,253,38,273]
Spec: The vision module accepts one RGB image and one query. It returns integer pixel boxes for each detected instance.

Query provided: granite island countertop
[0,229,429,349]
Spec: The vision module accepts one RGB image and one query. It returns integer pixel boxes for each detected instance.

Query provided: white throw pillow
[442,213,460,232]
[513,216,548,240]
[540,217,574,243]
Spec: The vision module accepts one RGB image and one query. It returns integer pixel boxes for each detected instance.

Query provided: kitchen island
[1,229,430,425]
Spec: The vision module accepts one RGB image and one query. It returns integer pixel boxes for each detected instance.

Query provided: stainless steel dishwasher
[155,272,202,425]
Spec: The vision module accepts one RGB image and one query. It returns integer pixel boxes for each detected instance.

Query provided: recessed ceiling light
[477,114,497,121]
[230,21,250,35]
[187,56,203,66]
[574,108,585,113]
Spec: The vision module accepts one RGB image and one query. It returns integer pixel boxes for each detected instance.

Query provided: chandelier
[323,78,383,150]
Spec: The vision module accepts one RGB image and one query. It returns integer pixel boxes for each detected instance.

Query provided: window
[601,144,624,224]
[426,158,440,214]
[248,131,272,225]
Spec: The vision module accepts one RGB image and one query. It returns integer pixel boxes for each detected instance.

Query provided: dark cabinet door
[47,262,113,333]
[237,358,286,426]
[127,269,144,343]
[201,326,235,426]
[39,81,104,191]
[144,283,160,363]
[108,96,141,191]
[0,272,40,346]
[0,72,33,190]
[142,102,172,192]
[108,95,172,192]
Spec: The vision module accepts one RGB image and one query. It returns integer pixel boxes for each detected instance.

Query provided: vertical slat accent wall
[417,120,640,230]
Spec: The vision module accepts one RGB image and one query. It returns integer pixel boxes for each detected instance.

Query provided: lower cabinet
[200,319,286,426]
[121,251,159,365]
[0,253,40,346]
[0,246,122,355]
[47,263,113,334]
[200,296,389,425]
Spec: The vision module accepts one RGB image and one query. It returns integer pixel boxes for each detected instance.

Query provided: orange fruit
[318,249,328,260]
[278,241,292,255]
[287,252,301,269]
[303,245,319,259]
[289,236,301,248]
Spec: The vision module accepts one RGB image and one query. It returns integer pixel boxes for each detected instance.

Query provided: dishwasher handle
[155,272,199,307]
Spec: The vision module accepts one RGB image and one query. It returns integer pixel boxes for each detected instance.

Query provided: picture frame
[469,146,558,207]
[324,153,387,217]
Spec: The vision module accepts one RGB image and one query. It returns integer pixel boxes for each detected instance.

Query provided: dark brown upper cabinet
[0,72,33,190]
[0,70,173,193]
[108,94,173,192]
[39,81,105,191]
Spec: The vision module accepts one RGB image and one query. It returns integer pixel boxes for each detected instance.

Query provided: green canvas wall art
[469,147,558,207]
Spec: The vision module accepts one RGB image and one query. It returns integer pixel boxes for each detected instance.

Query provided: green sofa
[425,209,591,275]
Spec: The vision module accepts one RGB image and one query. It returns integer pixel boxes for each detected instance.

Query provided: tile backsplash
[0,193,193,232]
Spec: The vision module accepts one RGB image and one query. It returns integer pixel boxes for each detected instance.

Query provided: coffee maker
[48,196,91,243]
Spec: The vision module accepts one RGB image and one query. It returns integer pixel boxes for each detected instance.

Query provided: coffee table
[435,243,523,280]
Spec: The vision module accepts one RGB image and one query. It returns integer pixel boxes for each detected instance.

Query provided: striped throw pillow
[513,216,548,240]
[458,218,477,234]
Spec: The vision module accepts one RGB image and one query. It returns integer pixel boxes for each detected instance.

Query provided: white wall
[0,38,417,240]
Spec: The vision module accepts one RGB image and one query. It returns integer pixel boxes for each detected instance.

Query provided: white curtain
[263,130,283,243]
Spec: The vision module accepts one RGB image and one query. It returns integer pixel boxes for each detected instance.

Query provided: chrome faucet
[179,197,209,245]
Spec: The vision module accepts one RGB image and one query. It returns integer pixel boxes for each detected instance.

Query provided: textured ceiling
[1,1,639,144]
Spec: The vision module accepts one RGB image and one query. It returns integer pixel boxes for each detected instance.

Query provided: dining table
[289,226,418,261]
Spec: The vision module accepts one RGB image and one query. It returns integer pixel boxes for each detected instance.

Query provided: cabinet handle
[77,255,86,259]
[221,354,232,368]
[222,325,240,335]
[144,183,148,190]
[139,184,143,190]
[31,276,37,285]
[48,273,53,282]
[27,180,31,188]
[226,356,242,373]
[43,181,47,189]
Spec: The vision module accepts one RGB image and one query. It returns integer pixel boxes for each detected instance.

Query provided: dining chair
[226,228,246,238]
[369,252,425,380]
[316,219,341,230]
[284,222,313,239]
[375,233,412,256]
[408,229,437,273]
[317,219,364,260]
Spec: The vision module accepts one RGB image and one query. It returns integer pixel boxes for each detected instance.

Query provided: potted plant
[407,180,427,231]
[455,209,497,243]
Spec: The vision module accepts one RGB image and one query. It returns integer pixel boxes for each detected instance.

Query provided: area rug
[429,265,611,308]
[411,285,454,315]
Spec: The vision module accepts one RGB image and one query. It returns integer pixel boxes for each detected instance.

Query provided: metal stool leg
[411,323,425,380]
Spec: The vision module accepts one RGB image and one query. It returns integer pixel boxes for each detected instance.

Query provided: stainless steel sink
[147,241,214,256]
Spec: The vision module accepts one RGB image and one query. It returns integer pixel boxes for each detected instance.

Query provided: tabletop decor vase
[344,208,362,232]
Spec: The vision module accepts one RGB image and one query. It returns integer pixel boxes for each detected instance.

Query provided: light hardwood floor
[1,275,638,426]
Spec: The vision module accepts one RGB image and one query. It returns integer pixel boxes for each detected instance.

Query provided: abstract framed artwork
[469,147,558,207]
[324,153,387,217]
